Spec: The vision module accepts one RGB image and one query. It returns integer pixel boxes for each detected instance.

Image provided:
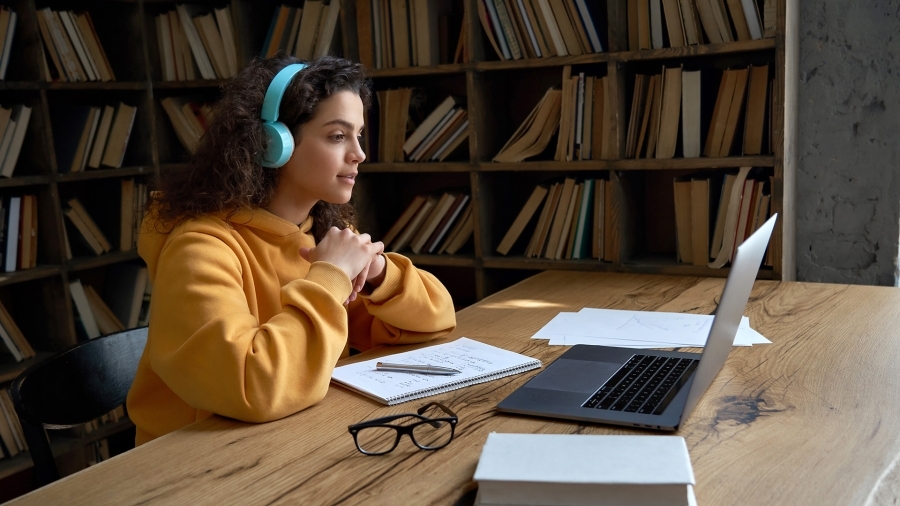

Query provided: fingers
[298,247,312,261]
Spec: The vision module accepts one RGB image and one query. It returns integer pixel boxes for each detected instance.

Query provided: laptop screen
[679,214,777,423]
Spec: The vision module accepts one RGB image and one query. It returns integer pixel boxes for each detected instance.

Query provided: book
[494,87,562,163]
[100,102,137,168]
[331,337,541,405]
[87,104,115,169]
[425,194,470,253]
[404,96,462,156]
[709,166,751,268]
[105,263,149,329]
[382,195,427,248]
[496,185,548,255]
[70,279,100,339]
[473,434,696,506]
[390,194,437,253]
[68,198,111,253]
[438,203,472,254]
[0,300,34,358]
[176,4,216,80]
[0,104,31,178]
[0,8,16,80]
[83,284,125,335]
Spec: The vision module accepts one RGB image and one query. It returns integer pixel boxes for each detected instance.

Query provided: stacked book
[0,7,17,80]
[63,197,111,257]
[261,2,342,60]
[36,8,115,82]
[625,64,769,160]
[0,387,27,460]
[675,167,772,269]
[497,177,613,261]
[160,97,214,154]
[155,5,239,81]
[403,95,469,163]
[0,300,35,363]
[628,0,766,51]
[382,192,473,255]
[0,194,38,272]
[70,265,149,340]
[356,0,462,69]
[0,104,31,178]
[477,0,603,61]
[51,102,138,172]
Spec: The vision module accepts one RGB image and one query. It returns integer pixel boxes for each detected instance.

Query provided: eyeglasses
[348,402,458,455]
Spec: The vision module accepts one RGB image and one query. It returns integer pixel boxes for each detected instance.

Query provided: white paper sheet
[532,308,771,348]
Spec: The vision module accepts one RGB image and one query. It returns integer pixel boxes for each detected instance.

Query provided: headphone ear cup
[260,121,295,168]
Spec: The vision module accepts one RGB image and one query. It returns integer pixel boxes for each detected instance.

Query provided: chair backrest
[10,327,147,486]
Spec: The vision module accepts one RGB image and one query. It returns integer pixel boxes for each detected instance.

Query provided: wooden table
[9,272,900,505]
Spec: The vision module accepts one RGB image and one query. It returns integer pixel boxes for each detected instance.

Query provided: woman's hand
[299,227,384,304]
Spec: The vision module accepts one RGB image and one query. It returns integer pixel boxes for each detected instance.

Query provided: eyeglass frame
[347,402,458,456]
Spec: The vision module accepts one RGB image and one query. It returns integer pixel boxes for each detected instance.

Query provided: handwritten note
[331,338,541,405]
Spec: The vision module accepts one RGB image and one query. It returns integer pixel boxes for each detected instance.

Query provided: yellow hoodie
[126,208,456,445]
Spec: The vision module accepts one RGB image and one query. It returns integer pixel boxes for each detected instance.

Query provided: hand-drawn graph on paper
[616,313,712,337]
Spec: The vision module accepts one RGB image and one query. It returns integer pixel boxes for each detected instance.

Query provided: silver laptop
[497,214,778,431]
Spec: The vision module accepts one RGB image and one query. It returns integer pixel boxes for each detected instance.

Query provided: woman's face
[276,90,366,212]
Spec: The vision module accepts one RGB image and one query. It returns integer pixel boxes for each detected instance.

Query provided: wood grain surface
[10,272,900,506]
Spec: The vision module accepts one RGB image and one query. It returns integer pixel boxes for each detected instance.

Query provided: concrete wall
[797,1,900,285]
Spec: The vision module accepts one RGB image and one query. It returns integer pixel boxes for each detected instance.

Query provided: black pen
[375,362,462,375]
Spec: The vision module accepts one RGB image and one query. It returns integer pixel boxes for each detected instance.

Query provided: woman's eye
[332,133,345,142]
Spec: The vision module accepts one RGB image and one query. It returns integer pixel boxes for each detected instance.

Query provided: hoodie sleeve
[346,252,456,352]
[146,228,354,423]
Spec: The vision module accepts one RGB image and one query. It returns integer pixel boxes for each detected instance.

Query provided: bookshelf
[0,0,797,494]
[347,0,796,305]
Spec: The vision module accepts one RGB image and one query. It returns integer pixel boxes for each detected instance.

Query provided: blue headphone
[259,63,309,168]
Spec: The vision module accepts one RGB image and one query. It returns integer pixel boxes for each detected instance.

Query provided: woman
[126,55,456,445]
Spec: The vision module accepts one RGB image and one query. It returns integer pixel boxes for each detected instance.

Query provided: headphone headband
[261,63,308,123]
[259,63,308,168]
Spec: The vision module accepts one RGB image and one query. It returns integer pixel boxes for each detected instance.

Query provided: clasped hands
[299,227,386,305]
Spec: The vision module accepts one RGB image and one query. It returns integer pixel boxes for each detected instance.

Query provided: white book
[59,11,98,81]
[69,279,100,339]
[176,4,216,80]
[331,337,541,405]
[0,105,29,178]
[573,0,603,52]
[741,0,763,40]
[0,10,17,80]
[474,434,697,506]
[535,0,567,56]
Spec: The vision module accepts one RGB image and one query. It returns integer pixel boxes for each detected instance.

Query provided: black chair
[10,327,148,486]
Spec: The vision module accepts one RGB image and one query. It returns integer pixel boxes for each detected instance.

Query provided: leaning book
[331,338,541,405]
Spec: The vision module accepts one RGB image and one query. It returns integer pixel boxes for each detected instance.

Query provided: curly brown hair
[150,54,372,241]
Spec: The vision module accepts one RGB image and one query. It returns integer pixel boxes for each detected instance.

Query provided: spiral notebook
[331,338,542,405]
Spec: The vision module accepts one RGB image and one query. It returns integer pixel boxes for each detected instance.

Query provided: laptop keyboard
[582,355,699,415]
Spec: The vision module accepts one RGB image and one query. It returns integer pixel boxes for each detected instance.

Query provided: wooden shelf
[67,250,141,273]
[0,175,51,188]
[0,267,61,288]
[360,162,472,173]
[56,166,155,183]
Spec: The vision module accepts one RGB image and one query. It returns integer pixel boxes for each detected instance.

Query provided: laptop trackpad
[527,359,621,393]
